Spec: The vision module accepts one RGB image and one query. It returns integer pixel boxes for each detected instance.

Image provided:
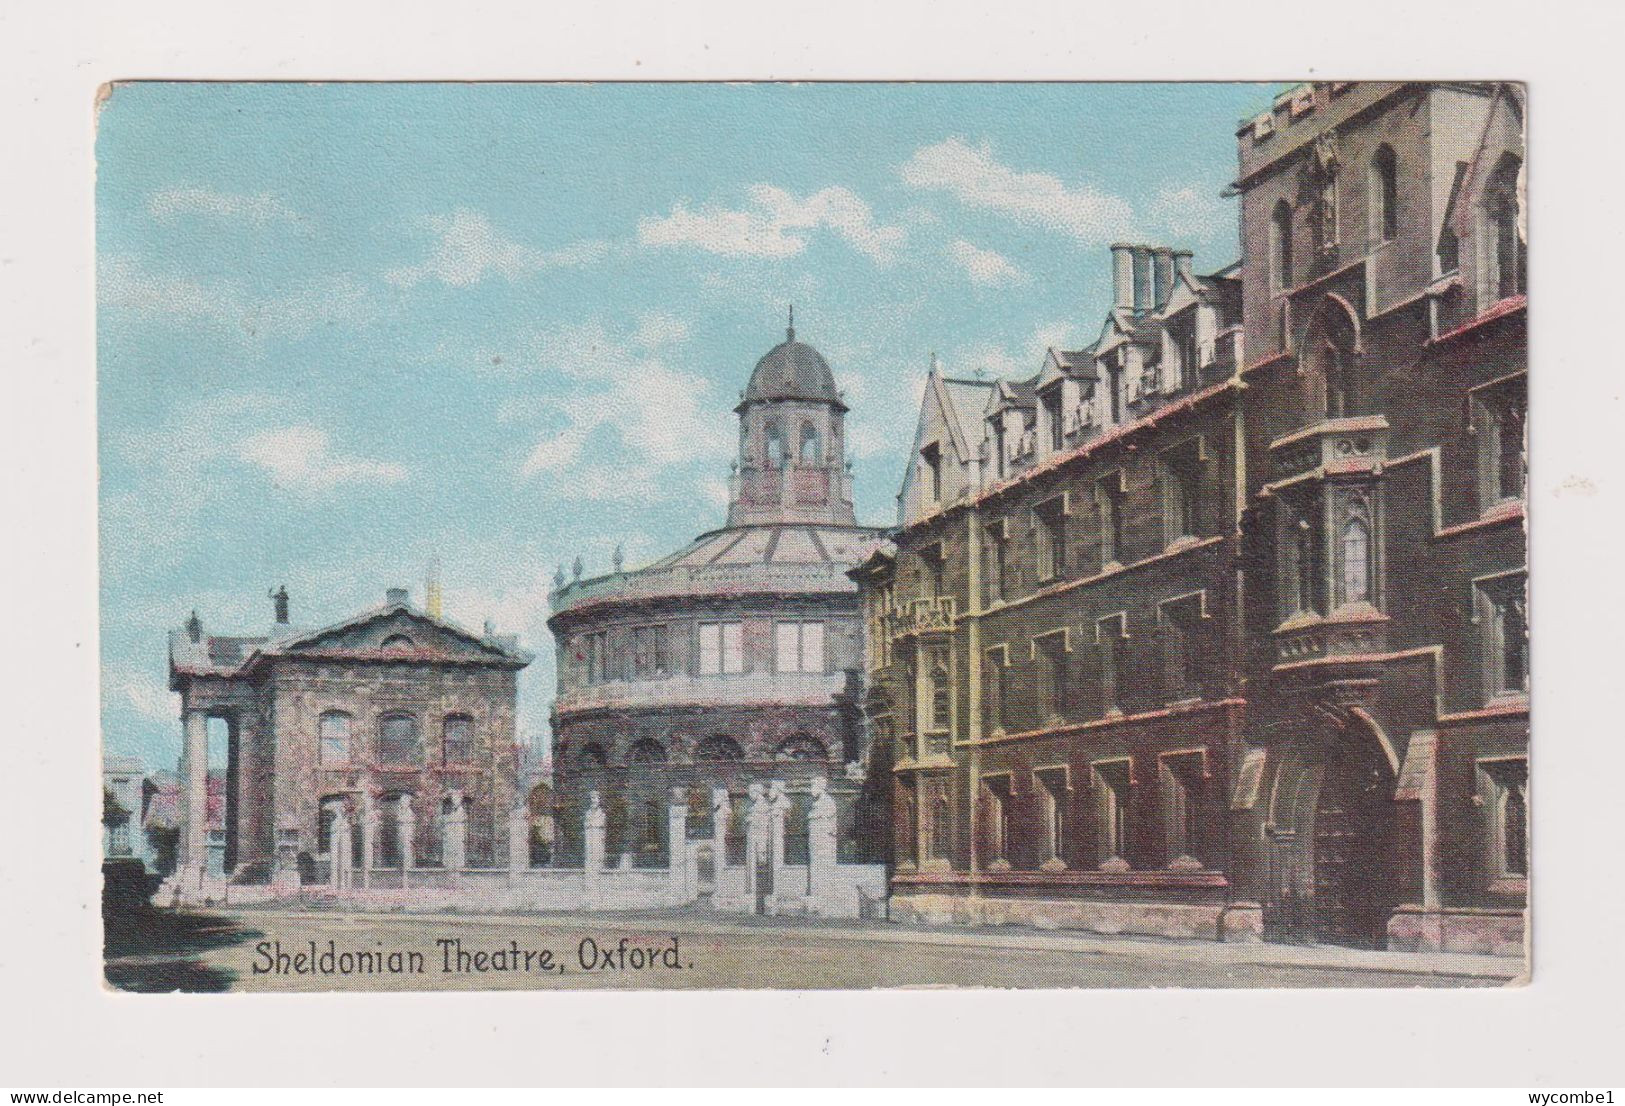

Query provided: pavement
[106,903,1526,992]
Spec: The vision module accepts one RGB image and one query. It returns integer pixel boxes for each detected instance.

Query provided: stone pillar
[273,824,301,893]
[441,790,467,871]
[398,795,415,888]
[768,780,789,872]
[507,805,529,878]
[744,783,769,906]
[583,790,607,905]
[807,777,839,911]
[360,792,377,890]
[179,707,209,886]
[668,788,690,905]
[329,806,351,890]
[710,787,731,872]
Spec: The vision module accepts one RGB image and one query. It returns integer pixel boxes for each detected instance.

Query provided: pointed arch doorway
[1309,727,1398,947]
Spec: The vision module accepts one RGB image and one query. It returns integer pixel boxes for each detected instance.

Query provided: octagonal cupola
[727,309,856,527]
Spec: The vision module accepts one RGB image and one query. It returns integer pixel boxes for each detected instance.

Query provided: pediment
[278,609,521,664]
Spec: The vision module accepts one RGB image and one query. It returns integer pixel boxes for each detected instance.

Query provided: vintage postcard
[97,80,1528,992]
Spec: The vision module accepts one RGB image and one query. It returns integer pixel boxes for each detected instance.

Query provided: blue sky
[97,81,1277,771]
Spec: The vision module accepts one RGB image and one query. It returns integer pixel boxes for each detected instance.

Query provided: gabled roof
[169,599,531,683]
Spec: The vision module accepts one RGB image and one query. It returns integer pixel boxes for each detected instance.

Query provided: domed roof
[739,315,846,412]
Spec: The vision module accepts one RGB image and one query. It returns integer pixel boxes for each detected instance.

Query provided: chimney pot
[1173,249,1195,283]
[1110,244,1135,311]
[386,587,409,607]
[1153,247,1176,310]
[1132,246,1155,312]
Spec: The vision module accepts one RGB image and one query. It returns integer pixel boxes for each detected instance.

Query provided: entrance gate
[1310,738,1397,947]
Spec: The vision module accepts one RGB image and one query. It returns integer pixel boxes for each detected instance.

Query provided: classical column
[667,787,689,905]
[768,780,789,872]
[328,807,350,890]
[180,707,209,886]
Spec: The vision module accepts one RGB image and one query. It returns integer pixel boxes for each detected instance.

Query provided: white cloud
[385,208,610,288]
[99,255,374,340]
[507,318,731,501]
[107,666,178,724]
[638,185,905,264]
[901,137,1134,245]
[1145,183,1232,241]
[237,426,408,495]
[947,239,1029,287]
[147,186,299,225]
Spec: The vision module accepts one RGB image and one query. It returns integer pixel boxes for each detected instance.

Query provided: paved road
[105,907,1518,992]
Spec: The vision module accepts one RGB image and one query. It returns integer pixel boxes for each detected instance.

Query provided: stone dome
[739,320,846,412]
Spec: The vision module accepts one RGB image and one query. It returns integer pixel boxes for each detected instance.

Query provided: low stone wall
[1386,905,1526,958]
[890,891,1229,941]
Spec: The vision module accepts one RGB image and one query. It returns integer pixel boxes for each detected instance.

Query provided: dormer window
[1371,144,1399,243]
[1484,155,1525,303]
[920,442,942,503]
[1041,387,1065,452]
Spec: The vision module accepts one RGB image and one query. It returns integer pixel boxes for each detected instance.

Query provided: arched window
[930,793,952,860]
[695,735,744,762]
[1371,145,1399,242]
[1502,780,1527,877]
[442,714,473,765]
[1305,301,1358,419]
[798,422,821,465]
[377,713,421,765]
[577,742,608,769]
[1485,155,1525,301]
[318,710,351,765]
[1269,199,1293,293]
[775,733,827,762]
[929,657,951,731]
[627,738,667,764]
[381,633,415,653]
[765,422,786,469]
[1340,512,1372,606]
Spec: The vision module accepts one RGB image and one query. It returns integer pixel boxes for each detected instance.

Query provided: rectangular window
[927,647,951,733]
[630,625,669,679]
[981,648,1007,733]
[983,521,1008,605]
[378,714,421,765]
[983,774,1013,864]
[1094,759,1132,868]
[698,621,744,676]
[1096,473,1125,568]
[920,546,945,599]
[1161,754,1204,866]
[442,716,473,765]
[1097,614,1129,717]
[319,712,351,765]
[1480,758,1528,879]
[1161,439,1203,545]
[1035,632,1069,723]
[1035,767,1068,865]
[581,631,609,684]
[775,620,826,673]
[1035,497,1067,582]
[1477,383,1527,511]
[1283,490,1327,616]
[1478,574,1528,699]
[1161,594,1207,702]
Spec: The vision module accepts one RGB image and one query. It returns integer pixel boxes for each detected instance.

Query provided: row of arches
[573,732,829,769]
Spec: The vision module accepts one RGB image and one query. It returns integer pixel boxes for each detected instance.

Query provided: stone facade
[165,588,530,897]
[860,82,1527,954]
[548,320,889,876]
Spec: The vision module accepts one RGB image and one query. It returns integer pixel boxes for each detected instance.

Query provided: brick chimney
[1110,244,1135,311]
[1153,247,1176,309]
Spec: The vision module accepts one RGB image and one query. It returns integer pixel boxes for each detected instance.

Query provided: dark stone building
[547,319,888,872]
[165,586,531,893]
[859,82,1526,954]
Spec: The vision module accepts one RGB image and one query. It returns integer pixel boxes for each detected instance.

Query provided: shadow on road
[102,860,260,993]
